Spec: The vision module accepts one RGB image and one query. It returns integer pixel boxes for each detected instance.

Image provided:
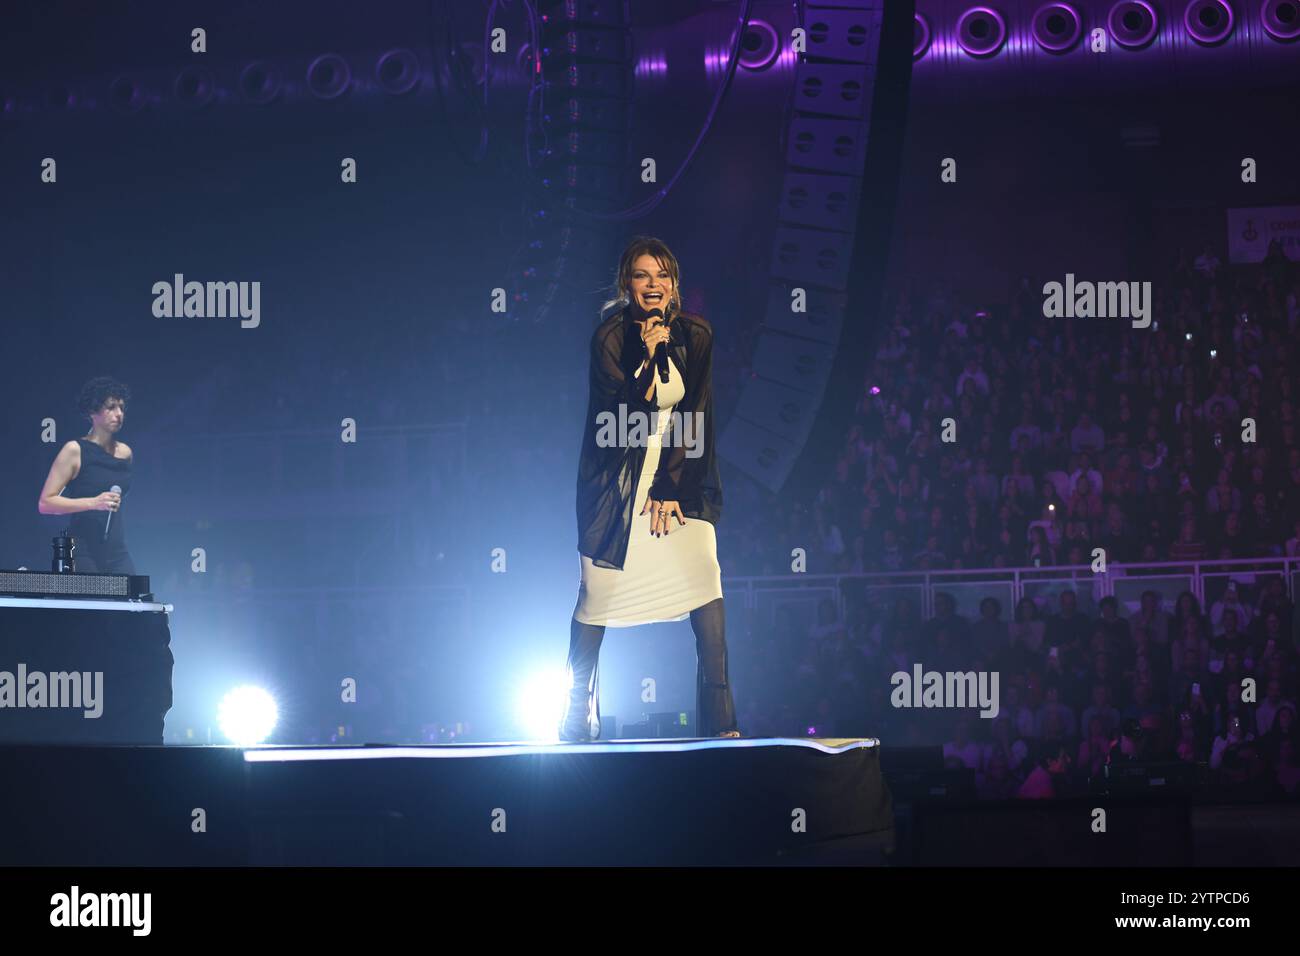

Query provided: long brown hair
[602,235,682,322]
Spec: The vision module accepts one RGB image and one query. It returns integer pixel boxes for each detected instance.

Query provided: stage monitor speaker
[730,374,827,447]
[778,171,863,234]
[717,415,804,493]
[761,284,846,347]
[748,332,836,396]
[0,568,151,601]
[719,0,911,495]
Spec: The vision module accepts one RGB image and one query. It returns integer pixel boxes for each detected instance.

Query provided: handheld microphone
[104,484,122,542]
[645,307,670,383]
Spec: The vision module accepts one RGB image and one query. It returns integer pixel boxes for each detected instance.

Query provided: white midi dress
[574,352,724,627]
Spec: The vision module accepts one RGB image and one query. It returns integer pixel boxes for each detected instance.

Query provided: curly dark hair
[77,376,131,421]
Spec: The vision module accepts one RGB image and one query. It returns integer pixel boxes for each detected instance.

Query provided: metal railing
[722,556,1300,630]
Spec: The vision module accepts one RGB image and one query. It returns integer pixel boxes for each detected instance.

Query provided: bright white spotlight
[514,667,571,740]
[217,685,278,746]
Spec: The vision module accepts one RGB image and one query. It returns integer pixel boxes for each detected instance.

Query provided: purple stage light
[1031,3,1084,52]
[635,52,667,78]
[173,66,215,110]
[914,13,933,58]
[736,20,781,71]
[109,75,146,114]
[703,35,795,80]
[307,54,352,100]
[1107,0,1160,49]
[1261,0,1300,40]
[1184,0,1235,44]
[375,49,420,95]
[239,61,281,105]
[956,6,1009,57]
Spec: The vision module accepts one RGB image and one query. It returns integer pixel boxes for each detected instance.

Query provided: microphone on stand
[104,484,122,542]
[645,307,670,383]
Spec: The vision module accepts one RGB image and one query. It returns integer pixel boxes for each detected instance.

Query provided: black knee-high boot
[559,615,605,740]
[690,597,739,736]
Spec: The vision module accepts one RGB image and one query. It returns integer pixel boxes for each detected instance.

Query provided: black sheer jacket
[576,307,723,570]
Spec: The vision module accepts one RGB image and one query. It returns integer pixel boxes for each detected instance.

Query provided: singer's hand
[638,317,670,360]
[92,491,121,512]
[641,496,685,537]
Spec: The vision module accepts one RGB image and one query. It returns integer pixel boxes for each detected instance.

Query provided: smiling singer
[560,236,739,741]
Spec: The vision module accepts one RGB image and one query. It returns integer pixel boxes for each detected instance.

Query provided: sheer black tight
[558,597,737,739]
[559,616,606,740]
[690,597,738,736]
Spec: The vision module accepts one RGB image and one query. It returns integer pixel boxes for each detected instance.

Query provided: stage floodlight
[515,667,571,740]
[218,685,279,746]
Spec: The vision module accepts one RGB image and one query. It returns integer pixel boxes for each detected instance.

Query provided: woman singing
[560,236,739,740]
[37,376,136,574]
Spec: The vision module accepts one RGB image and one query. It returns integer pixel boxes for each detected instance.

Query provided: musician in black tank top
[37,377,137,574]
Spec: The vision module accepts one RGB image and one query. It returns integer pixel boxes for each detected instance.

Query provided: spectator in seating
[1017,741,1072,798]
[1043,590,1090,666]
[1286,519,1300,559]
[1035,682,1076,740]
[1079,683,1121,740]
[1256,679,1296,737]
[1065,474,1103,526]
[1132,590,1172,650]
[976,746,1020,800]
[1026,525,1057,567]
[1070,413,1106,455]
[1209,713,1255,770]
[1096,596,1132,654]
[999,598,1045,672]
[971,596,1009,661]
[1168,517,1207,561]
[1209,580,1254,635]
[1068,451,1104,497]
[943,715,982,770]
[1174,709,1208,763]
[1205,468,1242,515]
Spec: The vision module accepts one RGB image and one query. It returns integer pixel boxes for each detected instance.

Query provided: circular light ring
[1184,0,1235,43]
[1032,3,1084,51]
[173,66,215,109]
[737,19,780,71]
[307,53,352,100]
[956,6,1009,57]
[1108,0,1160,48]
[376,48,421,94]
[1261,0,1300,40]
[109,74,146,113]
[239,60,281,105]
[914,13,933,58]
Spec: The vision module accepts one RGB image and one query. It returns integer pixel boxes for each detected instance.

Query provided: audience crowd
[718,241,1300,576]
[728,243,1300,799]
[736,583,1299,799]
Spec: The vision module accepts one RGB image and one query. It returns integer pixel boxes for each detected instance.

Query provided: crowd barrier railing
[722,556,1300,630]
